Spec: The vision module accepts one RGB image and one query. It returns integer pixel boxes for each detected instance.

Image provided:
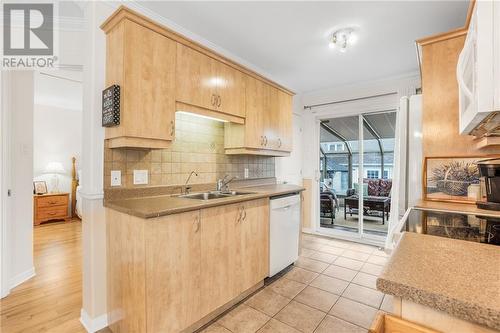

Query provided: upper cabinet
[176,43,246,120]
[102,6,294,154]
[224,77,293,156]
[102,19,176,149]
[457,0,500,137]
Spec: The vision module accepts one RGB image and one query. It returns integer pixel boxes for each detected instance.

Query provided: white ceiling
[138,1,468,93]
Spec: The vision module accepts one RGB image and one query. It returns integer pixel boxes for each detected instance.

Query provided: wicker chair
[320,191,338,224]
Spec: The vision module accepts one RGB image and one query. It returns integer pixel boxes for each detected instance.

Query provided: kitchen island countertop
[104,184,304,219]
[377,232,500,331]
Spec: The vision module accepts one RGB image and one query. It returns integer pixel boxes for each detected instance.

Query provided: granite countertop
[377,232,500,330]
[104,184,304,219]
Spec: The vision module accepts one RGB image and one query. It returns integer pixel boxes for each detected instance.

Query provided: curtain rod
[303,92,397,110]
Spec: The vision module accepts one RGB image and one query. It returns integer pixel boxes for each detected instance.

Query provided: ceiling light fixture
[329,28,357,53]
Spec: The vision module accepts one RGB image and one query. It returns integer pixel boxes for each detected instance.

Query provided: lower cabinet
[145,210,202,333]
[106,198,270,333]
[201,198,269,316]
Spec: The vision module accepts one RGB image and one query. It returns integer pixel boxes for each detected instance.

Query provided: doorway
[317,111,397,245]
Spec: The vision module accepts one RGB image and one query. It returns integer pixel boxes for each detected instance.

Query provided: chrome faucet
[183,171,198,194]
[216,175,238,192]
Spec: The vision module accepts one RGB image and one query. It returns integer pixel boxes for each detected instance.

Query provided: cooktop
[404,208,500,246]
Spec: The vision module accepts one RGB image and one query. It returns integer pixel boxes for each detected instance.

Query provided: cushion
[379,179,392,197]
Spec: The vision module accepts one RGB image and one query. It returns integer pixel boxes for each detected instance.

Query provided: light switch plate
[244,168,249,179]
[133,170,148,185]
[111,170,121,186]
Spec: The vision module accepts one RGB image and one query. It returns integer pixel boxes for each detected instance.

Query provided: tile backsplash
[104,112,275,188]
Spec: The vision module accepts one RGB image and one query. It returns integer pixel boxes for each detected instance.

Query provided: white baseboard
[80,309,108,333]
[9,267,35,290]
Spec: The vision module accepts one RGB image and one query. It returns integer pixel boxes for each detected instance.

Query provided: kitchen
[0,1,499,333]
[99,1,499,332]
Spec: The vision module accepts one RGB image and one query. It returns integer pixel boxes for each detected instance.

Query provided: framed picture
[33,181,48,195]
[423,156,486,204]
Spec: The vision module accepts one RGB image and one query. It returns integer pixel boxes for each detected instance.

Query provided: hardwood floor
[0,220,110,333]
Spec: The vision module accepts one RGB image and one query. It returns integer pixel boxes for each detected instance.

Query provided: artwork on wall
[423,156,484,204]
[102,85,120,127]
[33,181,48,195]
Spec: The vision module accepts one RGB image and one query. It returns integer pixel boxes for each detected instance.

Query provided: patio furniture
[320,190,338,224]
[344,195,391,224]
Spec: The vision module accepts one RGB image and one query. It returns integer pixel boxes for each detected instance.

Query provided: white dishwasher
[269,192,301,277]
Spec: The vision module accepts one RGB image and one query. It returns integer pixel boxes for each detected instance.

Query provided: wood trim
[106,137,172,149]
[101,6,295,96]
[416,27,467,46]
[464,0,477,29]
[224,147,290,157]
[175,102,245,124]
[369,313,440,333]
[417,0,475,46]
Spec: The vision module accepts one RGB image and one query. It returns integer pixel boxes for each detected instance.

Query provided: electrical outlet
[111,170,121,186]
[244,168,249,179]
[133,170,148,185]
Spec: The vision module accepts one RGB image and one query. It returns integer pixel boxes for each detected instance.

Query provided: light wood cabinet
[239,199,270,290]
[106,198,270,333]
[200,204,241,316]
[176,43,246,119]
[102,7,294,153]
[200,198,269,316]
[145,210,202,333]
[224,77,293,156]
[103,19,176,149]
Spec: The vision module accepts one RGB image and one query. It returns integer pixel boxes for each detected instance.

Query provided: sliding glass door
[318,111,396,244]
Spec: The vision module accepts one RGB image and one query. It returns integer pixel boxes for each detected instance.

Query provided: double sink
[179,191,254,201]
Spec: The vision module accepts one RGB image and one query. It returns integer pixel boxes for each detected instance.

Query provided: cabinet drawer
[37,206,68,220]
[36,195,68,208]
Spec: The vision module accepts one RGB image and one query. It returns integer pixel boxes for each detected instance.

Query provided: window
[383,170,389,179]
[366,170,379,179]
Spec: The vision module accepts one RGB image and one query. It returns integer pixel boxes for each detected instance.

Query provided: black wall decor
[102,85,120,127]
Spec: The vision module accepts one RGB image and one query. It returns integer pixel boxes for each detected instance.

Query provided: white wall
[33,73,82,210]
[2,71,35,294]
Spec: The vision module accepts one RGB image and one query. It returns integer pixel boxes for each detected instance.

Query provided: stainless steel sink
[179,191,254,200]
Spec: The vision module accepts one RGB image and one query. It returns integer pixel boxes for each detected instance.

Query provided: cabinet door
[123,20,176,141]
[216,62,246,118]
[145,210,201,333]
[176,43,217,111]
[278,90,293,151]
[240,199,270,291]
[244,76,268,149]
[264,86,281,150]
[200,203,242,316]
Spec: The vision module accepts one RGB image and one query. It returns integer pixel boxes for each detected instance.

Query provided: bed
[71,157,82,219]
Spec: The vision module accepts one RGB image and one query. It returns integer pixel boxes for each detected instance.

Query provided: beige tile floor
[200,233,395,333]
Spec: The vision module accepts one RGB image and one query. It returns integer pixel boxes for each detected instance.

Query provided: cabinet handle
[194,215,200,232]
[237,206,243,223]
[278,138,282,148]
[260,136,264,146]
[170,120,174,136]
[211,94,216,106]
[48,212,57,215]
[242,207,247,222]
[217,95,221,108]
[264,136,268,146]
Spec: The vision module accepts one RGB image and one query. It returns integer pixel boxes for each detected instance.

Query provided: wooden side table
[33,193,70,226]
